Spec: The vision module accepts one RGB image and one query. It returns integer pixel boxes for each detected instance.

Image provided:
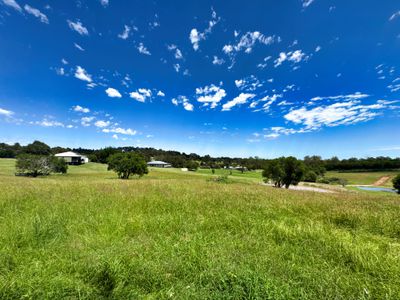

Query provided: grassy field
[326,170,399,186]
[0,159,400,299]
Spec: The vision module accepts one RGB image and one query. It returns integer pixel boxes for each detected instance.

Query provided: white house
[147,160,172,168]
[55,151,89,165]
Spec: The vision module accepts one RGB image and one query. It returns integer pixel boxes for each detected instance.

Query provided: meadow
[0,159,399,299]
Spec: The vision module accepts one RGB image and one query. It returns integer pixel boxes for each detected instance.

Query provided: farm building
[147,160,172,168]
[55,151,89,165]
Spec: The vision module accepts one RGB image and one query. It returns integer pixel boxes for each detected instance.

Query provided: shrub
[16,154,53,177]
[303,170,318,182]
[317,177,348,187]
[51,157,68,174]
[107,152,148,179]
[393,174,400,194]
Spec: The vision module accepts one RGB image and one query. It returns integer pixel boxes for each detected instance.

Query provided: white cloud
[118,25,130,39]
[167,44,183,59]
[310,92,369,102]
[222,93,255,111]
[74,43,85,51]
[129,88,152,102]
[24,5,49,24]
[171,95,194,111]
[81,116,94,127]
[95,120,110,128]
[234,75,263,91]
[274,50,308,67]
[0,107,14,116]
[302,0,315,8]
[189,28,204,51]
[55,67,65,76]
[137,43,151,55]
[196,84,227,108]
[72,105,90,113]
[105,87,122,98]
[284,100,388,130]
[173,63,181,73]
[112,134,118,140]
[157,90,165,97]
[74,66,92,83]
[102,127,137,135]
[100,0,109,7]
[33,119,64,127]
[212,56,225,65]
[315,45,321,52]
[67,20,89,35]
[223,31,279,55]
[61,58,68,65]
[2,0,21,12]
[189,8,219,51]
[389,11,400,21]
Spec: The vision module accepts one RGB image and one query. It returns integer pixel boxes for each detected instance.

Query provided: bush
[15,154,69,177]
[51,157,68,174]
[317,177,348,187]
[186,160,200,171]
[393,174,400,194]
[303,170,318,182]
[209,175,231,184]
[107,152,148,179]
[16,154,53,177]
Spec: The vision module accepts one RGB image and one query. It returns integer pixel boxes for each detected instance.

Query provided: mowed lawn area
[0,159,400,299]
[326,170,400,186]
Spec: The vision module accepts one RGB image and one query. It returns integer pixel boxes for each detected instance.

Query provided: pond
[356,186,397,194]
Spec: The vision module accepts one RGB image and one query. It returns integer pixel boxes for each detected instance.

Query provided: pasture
[0,159,399,299]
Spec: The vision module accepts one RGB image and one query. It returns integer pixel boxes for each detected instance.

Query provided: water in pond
[356,186,397,193]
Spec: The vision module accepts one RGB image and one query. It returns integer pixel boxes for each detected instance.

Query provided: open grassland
[326,170,399,186]
[0,159,400,299]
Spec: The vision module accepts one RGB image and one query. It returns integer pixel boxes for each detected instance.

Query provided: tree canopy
[263,157,305,189]
[393,174,400,194]
[107,152,148,179]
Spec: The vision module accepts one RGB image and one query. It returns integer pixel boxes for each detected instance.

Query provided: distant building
[55,151,89,165]
[147,160,172,168]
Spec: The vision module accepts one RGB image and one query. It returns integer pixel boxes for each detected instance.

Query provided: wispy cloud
[189,8,219,51]
[389,11,400,21]
[0,107,14,116]
[74,66,92,83]
[24,5,49,24]
[118,25,130,39]
[137,42,151,55]
[2,0,22,12]
[222,93,255,111]
[102,127,137,135]
[67,20,89,35]
[302,0,315,8]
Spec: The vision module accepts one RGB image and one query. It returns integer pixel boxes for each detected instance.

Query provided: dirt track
[373,176,390,186]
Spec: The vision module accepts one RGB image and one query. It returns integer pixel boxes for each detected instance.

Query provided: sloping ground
[373,176,391,186]
[0,160,400,299]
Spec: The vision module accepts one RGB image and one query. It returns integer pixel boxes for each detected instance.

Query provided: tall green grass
[0,160,399,299]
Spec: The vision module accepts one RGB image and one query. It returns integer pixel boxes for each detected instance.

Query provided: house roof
[147,161,171,165]
[55,151,83,158]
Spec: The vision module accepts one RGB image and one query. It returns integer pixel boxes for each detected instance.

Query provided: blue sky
[0,0,399,158]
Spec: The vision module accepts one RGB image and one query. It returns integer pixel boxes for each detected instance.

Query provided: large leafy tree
[16,154,68,177]
[393,174,400,194]
[107,152,148,179]
[23,140,52,156]
[263,157,305,189]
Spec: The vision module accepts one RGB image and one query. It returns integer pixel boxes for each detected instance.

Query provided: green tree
[393,174,400,194]
[23,140,52,155]
[51,157,68,174]
[304,155,326,176]
[262,157,305,189]
[16,154,53,177]
[107,152,148,179]
[262,159,284,187]
[186,160,200,171]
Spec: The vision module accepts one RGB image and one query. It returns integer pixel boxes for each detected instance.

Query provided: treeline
[1,141,399,171]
